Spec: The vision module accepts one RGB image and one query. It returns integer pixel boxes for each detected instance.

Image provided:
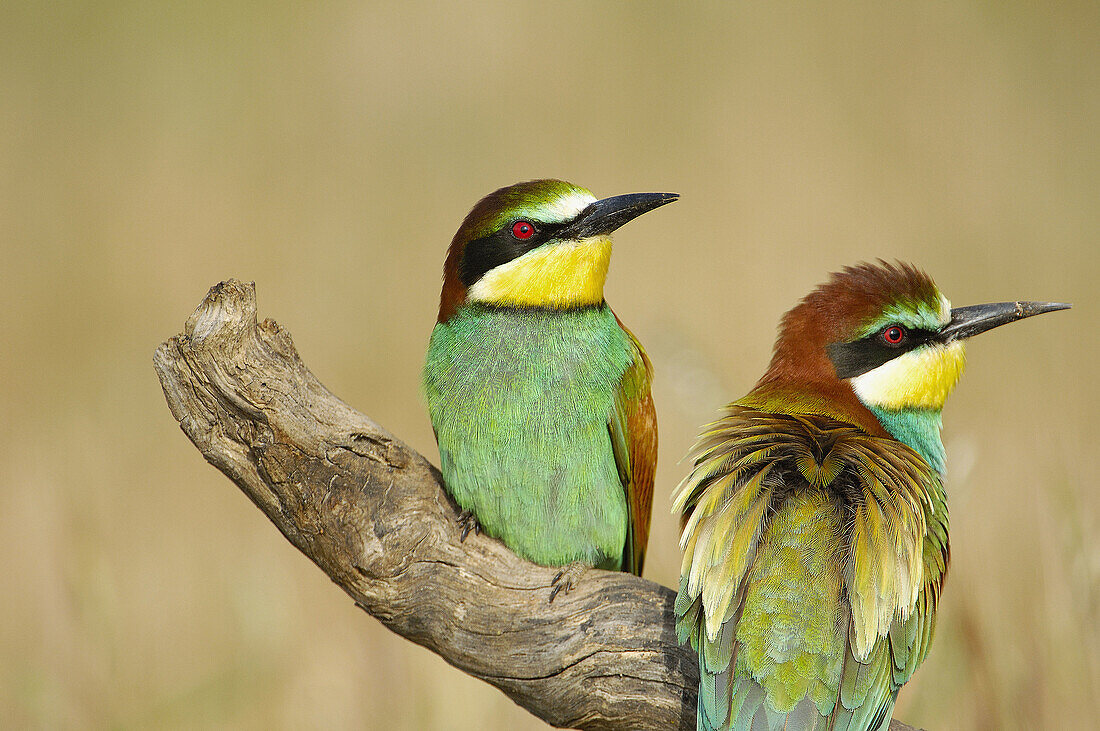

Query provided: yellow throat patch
[466,237,612,308]
[851,340,968,411]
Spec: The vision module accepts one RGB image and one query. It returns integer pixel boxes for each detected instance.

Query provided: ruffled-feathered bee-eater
[423,179,676,597]
[674,261,1068,730]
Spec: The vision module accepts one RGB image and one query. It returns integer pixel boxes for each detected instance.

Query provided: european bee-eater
[674,261,1068,730]
[423,179,676,596]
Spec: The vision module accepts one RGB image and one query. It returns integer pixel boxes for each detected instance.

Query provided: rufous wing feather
[610,314,656,576]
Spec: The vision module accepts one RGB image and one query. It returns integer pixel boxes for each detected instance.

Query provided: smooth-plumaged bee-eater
[423,179,677,596]
[674,261,1069,731]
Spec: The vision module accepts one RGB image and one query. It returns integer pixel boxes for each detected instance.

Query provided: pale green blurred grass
[1,2,1096,729]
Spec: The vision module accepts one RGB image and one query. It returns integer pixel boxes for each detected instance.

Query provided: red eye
[511,220,535,240]
[882,326,906,345]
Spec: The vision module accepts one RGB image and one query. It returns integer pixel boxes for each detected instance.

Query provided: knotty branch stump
[154,280,922,731]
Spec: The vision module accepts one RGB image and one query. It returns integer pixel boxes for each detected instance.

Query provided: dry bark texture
[154,280,923,731]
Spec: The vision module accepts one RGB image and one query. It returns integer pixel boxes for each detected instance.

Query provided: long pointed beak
[559,191,678,239]
[940,301,1071,341]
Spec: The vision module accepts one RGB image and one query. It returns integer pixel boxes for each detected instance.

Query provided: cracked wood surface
[154,279,923,731]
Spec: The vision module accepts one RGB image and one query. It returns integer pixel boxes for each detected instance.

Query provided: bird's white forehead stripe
[938,294,951,326]
[544,190,596,222]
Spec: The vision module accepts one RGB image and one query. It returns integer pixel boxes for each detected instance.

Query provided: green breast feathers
[673,406,949,730]
[424,303,637,569]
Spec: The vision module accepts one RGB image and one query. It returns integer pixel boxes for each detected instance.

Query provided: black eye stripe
[826,327,937,380]
[459,220,568,288]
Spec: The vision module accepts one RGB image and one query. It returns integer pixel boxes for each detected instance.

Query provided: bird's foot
[457,510,481,542]
[549,561,590,603]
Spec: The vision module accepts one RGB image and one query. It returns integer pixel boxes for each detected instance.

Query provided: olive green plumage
[675,408,947,730]
[674,261,1067,730]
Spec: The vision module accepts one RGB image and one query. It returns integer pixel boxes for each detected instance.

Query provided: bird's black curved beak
[559,192,679,239]
[940,301,1071,342]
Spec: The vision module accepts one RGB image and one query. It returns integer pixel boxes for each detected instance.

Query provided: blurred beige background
[2,2,1096,729]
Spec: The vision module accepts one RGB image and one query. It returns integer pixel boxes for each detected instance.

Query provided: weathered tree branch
[154,280,922,731]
